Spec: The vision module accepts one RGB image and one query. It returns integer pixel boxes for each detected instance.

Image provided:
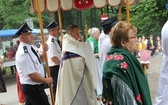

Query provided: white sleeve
[48,42,60,58]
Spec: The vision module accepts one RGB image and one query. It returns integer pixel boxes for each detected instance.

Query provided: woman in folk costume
[102,21,152,105]
[55,25,98,105]
[87,27,102,96]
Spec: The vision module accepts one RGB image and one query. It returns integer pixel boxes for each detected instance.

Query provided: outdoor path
[147,55,162,103]
[0,55,163,105]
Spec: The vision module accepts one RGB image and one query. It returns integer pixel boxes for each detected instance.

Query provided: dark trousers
[49,65,59,100]
[0,67,7,93]
[10,65,16,75]
[22,84,50,105]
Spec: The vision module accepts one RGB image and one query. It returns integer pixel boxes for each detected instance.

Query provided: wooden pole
[118,4,122,21]
[35,0,55,105]
[58,9,63,43]
[126,0,130,22]
[141,63,149,76]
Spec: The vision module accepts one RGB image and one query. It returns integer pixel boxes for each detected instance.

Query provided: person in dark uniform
[46,22,61,100]
[13,23,53,105]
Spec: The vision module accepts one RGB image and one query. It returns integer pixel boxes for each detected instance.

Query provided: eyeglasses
[129,36,137,39]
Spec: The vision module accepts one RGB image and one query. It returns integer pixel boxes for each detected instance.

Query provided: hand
[146,64,149,69]
[108,101,113,105]
[45,77,53,84]
[150,47,153,49]
[152,46,155,49]
[141,63,149,69]
[0,59,4,64]
[43,43,48,52]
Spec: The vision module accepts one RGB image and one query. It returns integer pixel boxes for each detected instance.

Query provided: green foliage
[130,0,168,37]
[0,0,30,29]
[0,0,51,29]
[0,0,168,40]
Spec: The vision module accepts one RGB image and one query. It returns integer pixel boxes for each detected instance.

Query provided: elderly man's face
[22,33,34,44]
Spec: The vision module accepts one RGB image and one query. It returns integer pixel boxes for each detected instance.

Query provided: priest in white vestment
[55,25,98,105]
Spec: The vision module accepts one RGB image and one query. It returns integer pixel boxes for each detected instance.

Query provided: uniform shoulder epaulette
[51,38,54,42]
[23,46,28,53]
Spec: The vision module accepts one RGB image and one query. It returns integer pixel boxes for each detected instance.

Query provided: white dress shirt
[46,35,61,66]
[99,34,111,70]
[15,42,44,85]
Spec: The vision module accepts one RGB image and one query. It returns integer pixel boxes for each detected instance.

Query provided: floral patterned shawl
[102,47,152,105]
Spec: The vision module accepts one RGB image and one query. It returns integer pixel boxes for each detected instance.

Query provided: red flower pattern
[114,54,124,61]
[106,54,124,61]
[106,54,128,70]
[121,61,128,69]
[106,55,114,61]
[136,94,142,103]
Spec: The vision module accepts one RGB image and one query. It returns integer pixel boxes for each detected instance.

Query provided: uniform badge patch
[51,38,54,42]
[23,46,28,53]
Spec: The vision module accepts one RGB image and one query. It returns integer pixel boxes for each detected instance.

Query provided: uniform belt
[49,65,60,68]
[22,84,43,87]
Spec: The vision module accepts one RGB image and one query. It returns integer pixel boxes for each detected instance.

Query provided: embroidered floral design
[106,55,114,61]
[136,94,142,103]
[106,54,124,61]
[121,61,128,69]
[106,54,128,70]
[114,54,123,61]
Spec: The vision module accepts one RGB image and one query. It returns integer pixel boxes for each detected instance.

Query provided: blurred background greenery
[0,0,168,39]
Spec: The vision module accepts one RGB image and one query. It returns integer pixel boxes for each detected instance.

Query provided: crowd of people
[0,15,167,105]
[134,34,162,57]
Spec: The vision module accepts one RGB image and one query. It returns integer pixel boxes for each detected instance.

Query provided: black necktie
[57,39,61,48]
[31,47,41,64]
